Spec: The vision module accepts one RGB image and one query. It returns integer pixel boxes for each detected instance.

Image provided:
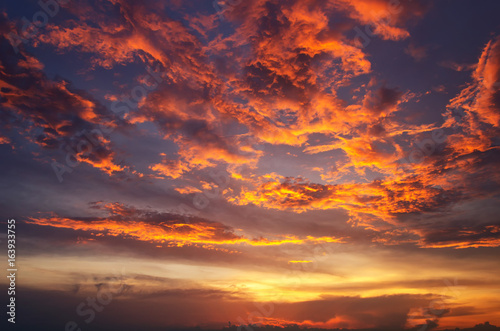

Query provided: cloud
[226,171,500,248]
[405,43,427,61]
[362,85,404,114]
[3,285,444,331]
[1,2,500,330]
[0,13,138,178]
[333,0,429,41]
[26,202,344,248]
[2,0,434,184]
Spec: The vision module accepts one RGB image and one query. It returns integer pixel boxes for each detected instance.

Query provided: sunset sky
[1,0,500,330]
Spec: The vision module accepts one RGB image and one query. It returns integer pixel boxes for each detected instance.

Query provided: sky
[0,0,500,330]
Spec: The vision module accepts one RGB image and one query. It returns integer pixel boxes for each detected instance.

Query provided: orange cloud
[26,203,345,248]
[334,0,427,41]
[446,36,500,132]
